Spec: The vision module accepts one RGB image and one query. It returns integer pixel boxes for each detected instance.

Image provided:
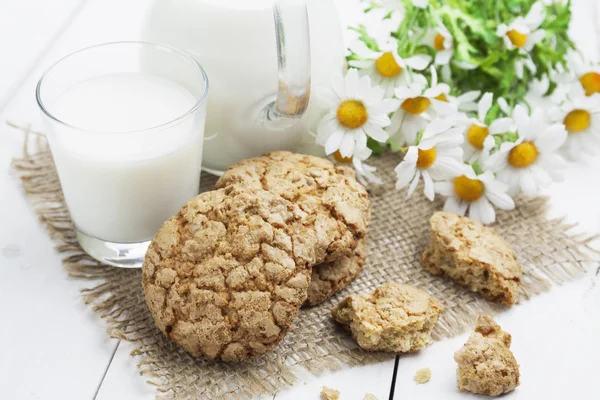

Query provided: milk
[46,72,204,243]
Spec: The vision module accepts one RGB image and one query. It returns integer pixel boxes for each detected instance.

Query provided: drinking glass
[36,41,209,268]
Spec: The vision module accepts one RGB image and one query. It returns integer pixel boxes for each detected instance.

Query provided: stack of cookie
[142,152,371,361]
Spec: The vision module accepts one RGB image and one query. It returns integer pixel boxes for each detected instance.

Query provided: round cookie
[305,237,367,307]
[215,151,371,268]
[142,187,318,361]
[216,152,371,307]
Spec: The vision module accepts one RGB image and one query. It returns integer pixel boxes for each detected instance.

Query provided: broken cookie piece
[321,386,340,400]
[414,368,432,384]
[331,282,444,353]
[421,212,521,306]
[454,315,520,396]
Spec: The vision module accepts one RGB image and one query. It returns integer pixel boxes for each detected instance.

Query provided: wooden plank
[0,0,152,399]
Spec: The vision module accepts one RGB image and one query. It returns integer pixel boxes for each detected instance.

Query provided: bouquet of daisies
[313,0,600,224]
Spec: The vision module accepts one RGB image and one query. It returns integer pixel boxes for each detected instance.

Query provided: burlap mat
[10,125,599,399]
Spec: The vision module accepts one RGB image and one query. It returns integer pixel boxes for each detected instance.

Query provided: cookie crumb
[414,368,432,384]
[332,282,443,353]
[422,212,521,305]
[320,386,340,400]
[454,315,520,396]
[363,393,378,400]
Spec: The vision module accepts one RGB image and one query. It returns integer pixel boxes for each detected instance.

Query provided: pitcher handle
[262,0,311,127]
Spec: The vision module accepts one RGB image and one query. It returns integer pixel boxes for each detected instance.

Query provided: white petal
[489,117,514,134]
[515,60,524,79]
[434,181,454,196]
[422,170,435,201]
[362,85,385,106]
[364,122,390,142]
[485,183,515,210]
[471,197,496,225]
[405,54,432,70]
[324,129,345,154]
[527,29,546,47]
[444,196,468,216]
[519,170,538,197]
[316,113,339,144]
[513,104,530,131]
[430,65,438,87]
[370,98,401,115]
[394,86,417,100]
[407,170,421,198]
[435,50,453,65]
[478,92,494,122]
[526,2,545,29]
[458,91,481,103]
[428,157,465,180]
[339,132,356,158]
[497,97,511,115]
[395,161,417,190]
[535,124,567,152]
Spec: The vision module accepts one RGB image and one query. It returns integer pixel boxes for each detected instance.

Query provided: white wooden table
[0,1,599,399]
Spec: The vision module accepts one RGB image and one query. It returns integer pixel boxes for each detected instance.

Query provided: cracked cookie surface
[454,315,520,396]
[142,187,317,361]
[331,282,444,353]
[306,238,366,307]
[216,151,371,305]
[421,212,521,305]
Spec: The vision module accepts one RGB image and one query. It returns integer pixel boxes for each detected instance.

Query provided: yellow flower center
[506,29,528,48]
[508,142,538,168]
[579,72,600,96]
[435,93,449,102]
[375,52,403,78]
[401,97,431,115]
[467,124,490,150]
[434,33,446,51]
[416,147,437,169]
[454,175,485,202]
[337,100,368,129]
[563,109,591,132]
[333,150,353,163]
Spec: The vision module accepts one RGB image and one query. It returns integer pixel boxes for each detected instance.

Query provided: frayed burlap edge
[9,122,599,399]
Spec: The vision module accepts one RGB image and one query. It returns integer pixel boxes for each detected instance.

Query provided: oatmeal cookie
[331,282,444,353]
[305,238,366,307]
[421,212,521,305]
[454,315,520,396]
[143,187,319,361]
[215,151,371,266]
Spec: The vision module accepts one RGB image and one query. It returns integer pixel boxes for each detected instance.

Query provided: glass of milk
[36,42,209,268]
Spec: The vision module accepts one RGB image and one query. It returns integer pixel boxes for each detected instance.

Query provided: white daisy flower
[567,51,600,97]
[485,105,567,197]
[349,38,432,98]
[435,166,515,225]
[394,118,465,201]
[387,68,457,145]
[459,93,514,163]
[422,25,454,80]
[554,82,600,160]
[496,2,546,78]
[316,69,400,159]
[381,0,428,10]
